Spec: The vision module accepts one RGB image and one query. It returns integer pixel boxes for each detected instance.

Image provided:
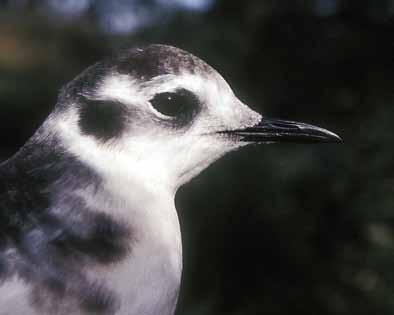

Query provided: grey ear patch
[78,98,129,141]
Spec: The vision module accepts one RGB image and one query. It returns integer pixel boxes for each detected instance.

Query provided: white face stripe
[97,71,261,127]
[95,74,145,105]
[51,67,262,198]
[97,72,206,102]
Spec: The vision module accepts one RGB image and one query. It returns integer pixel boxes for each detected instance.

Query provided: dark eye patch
[149,89,200,127]
[78,99,129,141]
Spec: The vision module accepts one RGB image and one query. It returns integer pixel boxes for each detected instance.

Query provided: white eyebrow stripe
[97,72,210,106]
[97,73,145,105]
[142,73,207,95]
[95,71,243,130]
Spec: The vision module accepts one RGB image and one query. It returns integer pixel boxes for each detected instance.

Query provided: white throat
[74,171,182,315]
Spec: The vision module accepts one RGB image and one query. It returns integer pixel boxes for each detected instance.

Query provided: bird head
[44,45,341,195]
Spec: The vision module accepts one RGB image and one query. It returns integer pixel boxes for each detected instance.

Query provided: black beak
[222,118,342,143]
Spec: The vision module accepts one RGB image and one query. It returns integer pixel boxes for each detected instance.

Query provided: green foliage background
[1,1,394,314]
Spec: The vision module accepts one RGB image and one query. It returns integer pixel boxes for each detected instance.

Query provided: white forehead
[95,71,234,107]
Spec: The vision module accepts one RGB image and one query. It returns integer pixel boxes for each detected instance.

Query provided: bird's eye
[149,89,200,124]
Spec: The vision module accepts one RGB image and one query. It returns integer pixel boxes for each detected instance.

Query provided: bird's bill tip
[221,117,342,144]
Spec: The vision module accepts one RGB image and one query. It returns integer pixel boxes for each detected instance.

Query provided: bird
[0,44,341,315]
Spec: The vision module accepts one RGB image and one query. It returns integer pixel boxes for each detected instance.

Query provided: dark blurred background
[1,1,394,314]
